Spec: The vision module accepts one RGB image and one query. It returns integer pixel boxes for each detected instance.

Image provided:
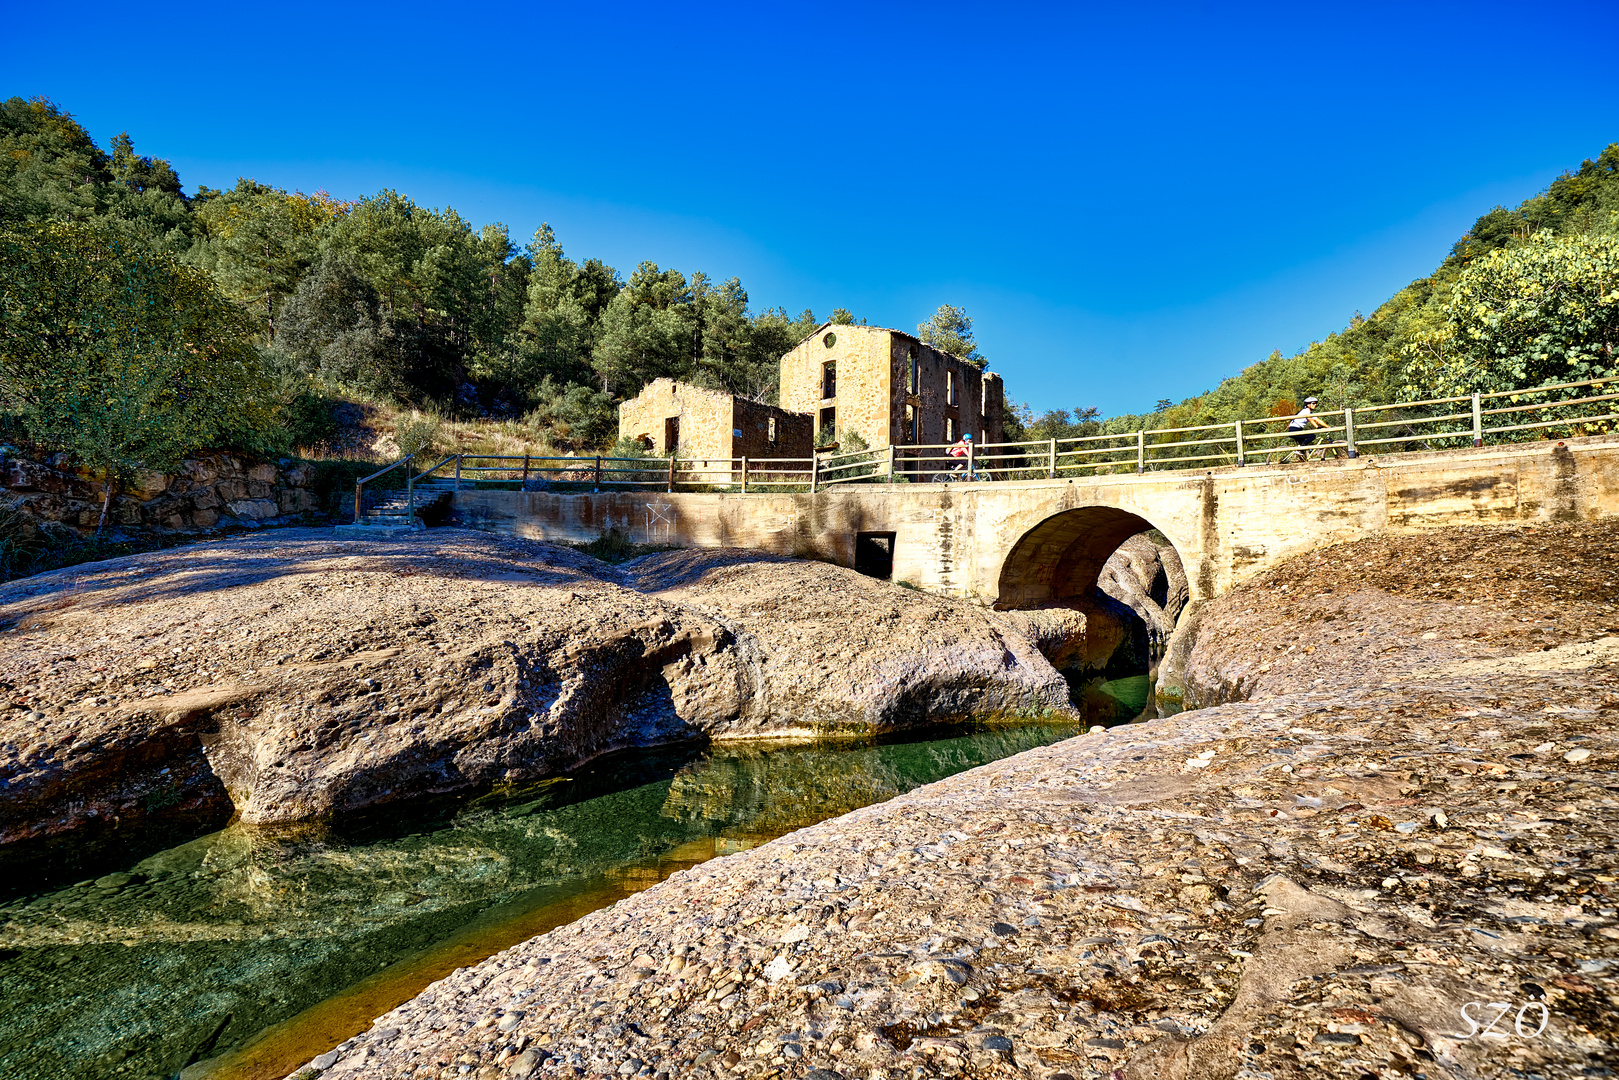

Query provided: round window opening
[823,332,836,348]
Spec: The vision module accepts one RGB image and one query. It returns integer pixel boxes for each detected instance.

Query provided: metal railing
[351,377,1617,512]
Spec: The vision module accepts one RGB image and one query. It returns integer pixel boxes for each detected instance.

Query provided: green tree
[274,249,402,396]
[0,221,277,531]
[188,180,347,339]
[917,304,985,368]
[591,261,698,394]
[1403,231,1619,397]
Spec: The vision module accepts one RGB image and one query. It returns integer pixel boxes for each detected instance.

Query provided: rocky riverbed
[0,530,1091,871]
[279,521,1618,1080]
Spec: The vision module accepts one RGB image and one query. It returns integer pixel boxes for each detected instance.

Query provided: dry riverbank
[283,521,1619,1080]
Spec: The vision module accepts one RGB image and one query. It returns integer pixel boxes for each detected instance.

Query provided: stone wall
[618,379,814,467]
[451,433,1619,608]
[732,398,813,462]
[1,451,321,537]
[778,324,1005,460]
[618,379,733,459]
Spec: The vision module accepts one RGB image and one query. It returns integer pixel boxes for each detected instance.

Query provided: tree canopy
[0,220,279,508]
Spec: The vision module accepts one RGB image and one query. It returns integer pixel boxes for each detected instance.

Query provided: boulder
[0,529,1079,849]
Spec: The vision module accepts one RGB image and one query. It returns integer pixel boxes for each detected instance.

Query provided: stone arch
[995,504,1175,610]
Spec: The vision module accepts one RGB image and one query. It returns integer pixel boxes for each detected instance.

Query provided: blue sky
[6,1,1617,416]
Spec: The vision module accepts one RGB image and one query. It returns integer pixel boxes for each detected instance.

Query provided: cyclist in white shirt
[1286,397,1329,449]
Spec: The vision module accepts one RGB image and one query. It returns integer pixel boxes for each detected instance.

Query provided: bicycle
[1269,441,1345,465]
[931,464,990,482]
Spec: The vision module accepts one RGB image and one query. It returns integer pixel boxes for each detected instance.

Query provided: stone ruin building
[617,379,813,463]
[618,324,1005,476]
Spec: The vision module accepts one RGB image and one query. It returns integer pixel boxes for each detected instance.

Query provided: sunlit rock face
[0,529,1079,854]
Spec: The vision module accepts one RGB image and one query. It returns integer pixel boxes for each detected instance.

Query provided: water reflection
[0,722,1080,1080]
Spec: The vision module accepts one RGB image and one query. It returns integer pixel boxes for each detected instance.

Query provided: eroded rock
[0,530,1077,847]
[284,520,1618,1080]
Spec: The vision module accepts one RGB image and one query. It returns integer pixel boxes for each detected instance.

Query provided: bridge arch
[994,504,1182,610]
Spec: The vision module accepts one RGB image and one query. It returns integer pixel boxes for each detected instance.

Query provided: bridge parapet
[451,434,1619,608]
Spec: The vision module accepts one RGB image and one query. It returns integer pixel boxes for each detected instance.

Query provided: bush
[279,389,340,451]
[394,410,443,459]
[568,528,679,564]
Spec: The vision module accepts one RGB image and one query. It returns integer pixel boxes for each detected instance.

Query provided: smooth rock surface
[282,521,1618,1080]
[0,529,1078,847]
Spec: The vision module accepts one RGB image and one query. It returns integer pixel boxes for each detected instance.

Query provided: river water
[0,715,1132,1080]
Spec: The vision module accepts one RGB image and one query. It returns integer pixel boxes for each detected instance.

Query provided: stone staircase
[336,478,458,537]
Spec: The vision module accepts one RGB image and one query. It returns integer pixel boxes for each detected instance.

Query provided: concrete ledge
[332,521,424,539]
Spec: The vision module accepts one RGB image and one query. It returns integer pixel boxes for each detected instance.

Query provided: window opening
[905,405,917,443]
[946,370,956,406]
[945,417,955,442]
[823,332,837,349]
[822,361,836,399]
[767,416,778,445]
[818,406,836,445]
[664,416,680,452]
[908,345,919,393]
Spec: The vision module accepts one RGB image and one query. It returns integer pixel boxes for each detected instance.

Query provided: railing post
[667,455,676,493]
[521,454,530,485]
[967,439,976,479]
[1047,438,1057,479]
[354,480,363,524]
[887,443,896,481]
[593,455,602,492]
[1234,420,1245,466]
[1136,430,1146,474]
[740,456,749,493]
[453,454,461,491]
[405,453,414,517]
[1343,409,1357,458]
[1471,392,1483,447]
[810,450,819,494]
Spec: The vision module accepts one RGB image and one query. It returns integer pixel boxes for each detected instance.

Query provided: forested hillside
[0,97,853,461]
[2,95,1615,468]
[1013,143,1619,442]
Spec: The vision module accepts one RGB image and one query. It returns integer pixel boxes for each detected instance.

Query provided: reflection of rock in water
[0,723,1080,1080]
[660,727,1084,837]
[660,746,904,834]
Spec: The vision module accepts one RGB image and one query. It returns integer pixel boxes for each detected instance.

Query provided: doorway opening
[854,532,896,579]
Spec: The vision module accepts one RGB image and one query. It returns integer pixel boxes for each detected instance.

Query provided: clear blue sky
[6,1,1617,416]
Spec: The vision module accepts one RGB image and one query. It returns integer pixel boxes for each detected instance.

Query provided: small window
[945,417,955,442]
[822,361,836,399]
[767,417,778,445]
[908,346,918,392]
[664,416,680,451]
[905,405,917,443]
[946,370,957,406]
[818,406,836,444]
[823,332,837,349]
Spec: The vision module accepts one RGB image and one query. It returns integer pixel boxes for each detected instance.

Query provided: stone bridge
[453,435,1619,614]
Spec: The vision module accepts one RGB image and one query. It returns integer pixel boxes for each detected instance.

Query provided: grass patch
[566,528,682,564]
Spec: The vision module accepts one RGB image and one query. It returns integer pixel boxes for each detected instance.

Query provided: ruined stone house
[617,325,1006,475]
[617,379,813,462]
[779,324,1004,466]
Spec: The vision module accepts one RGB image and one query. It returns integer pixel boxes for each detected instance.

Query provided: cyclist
[948,433,975,479]
[1285,397,1329,455]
